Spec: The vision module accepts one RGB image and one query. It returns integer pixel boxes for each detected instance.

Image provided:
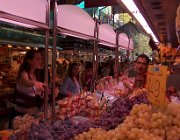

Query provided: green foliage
[134,33,152,57]
[118,13,132,25]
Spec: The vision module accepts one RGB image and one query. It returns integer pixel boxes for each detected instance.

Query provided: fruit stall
[0,1,180,140]
[0,72,178,140]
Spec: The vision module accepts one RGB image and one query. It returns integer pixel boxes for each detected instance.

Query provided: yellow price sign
[146,65,168,106]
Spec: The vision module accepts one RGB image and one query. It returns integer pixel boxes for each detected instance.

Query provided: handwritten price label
[146,65,168,106]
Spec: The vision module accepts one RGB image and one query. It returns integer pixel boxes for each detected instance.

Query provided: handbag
[13,88,37,108]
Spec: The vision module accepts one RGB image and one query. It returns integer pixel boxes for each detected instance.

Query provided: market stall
[98,23,118,78]
[0,0,50,130]
[1,2,179,140]
[53,3,97,120]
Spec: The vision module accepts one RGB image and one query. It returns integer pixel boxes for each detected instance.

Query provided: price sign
[146,65,168,106]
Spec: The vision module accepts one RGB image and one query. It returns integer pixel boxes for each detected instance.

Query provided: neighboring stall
[0,0,50,127]
[98,23,116,77]
[53,4,97,120]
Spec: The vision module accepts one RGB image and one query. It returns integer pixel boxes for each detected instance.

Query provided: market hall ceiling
[121,0,180,48]
[57,0,180,48]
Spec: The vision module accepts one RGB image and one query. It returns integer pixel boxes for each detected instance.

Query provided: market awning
[57,5,96,40]
[117,32,129,49]
[98,23,116,47]
[0,0,49,29]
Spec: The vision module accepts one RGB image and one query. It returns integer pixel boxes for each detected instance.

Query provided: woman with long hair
[14,49,47,113]
[61,62,81,97]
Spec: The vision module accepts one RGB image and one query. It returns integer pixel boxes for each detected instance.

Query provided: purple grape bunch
[28,118,92,140]
[26,94,149,140]
[91,93,149,130]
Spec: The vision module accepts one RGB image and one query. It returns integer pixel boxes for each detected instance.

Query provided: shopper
[170,55,180,74]
[81,61,93,91]
[101,62,111,78]
[37,47,60,97]
[167,86,180,103]
[61,62,81,97]
[122,54,149,89]
[36,48,51,82]
[14,49,47,114]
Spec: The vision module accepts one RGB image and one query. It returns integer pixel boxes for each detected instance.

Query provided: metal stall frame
[92,19,99,92]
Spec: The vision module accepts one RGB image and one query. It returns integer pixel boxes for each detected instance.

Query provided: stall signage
[146,65,168,106]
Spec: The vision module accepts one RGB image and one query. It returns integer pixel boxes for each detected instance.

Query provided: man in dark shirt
[122,54,149,89]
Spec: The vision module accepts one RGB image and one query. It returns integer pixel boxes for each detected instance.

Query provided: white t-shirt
[170,96,180,103]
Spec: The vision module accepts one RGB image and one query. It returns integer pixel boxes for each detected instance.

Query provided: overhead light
[34,47,38,50]
[8,44,13,48]
[20,51,26,54]
[25,46,31,50]
[121,0,159,43]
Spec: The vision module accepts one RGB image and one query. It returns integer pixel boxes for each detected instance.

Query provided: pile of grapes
[11,94,149,140]
[75,103,180,140]
[91,93,149,130]
[28,118,93,140]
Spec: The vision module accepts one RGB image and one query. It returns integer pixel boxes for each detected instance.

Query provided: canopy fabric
[98,23,116,47]
[118,33,129,49]
[57,5,96,40]
[129,38,134,50]
[0,0,48,28]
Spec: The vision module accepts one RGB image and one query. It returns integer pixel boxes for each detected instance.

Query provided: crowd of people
[12,49,179,119]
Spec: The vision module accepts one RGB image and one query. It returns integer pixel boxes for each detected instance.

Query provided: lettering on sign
[146,65,167,106]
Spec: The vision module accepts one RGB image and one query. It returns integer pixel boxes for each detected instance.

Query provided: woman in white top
[14,49,47,113]
[167,86,180,103]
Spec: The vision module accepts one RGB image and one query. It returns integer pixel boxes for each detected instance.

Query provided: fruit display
[91,93,149,130]
[13,94,146,140]
[28,119,92,140]
[56,94,105,120]
[75,128,106,140]
[128,88,147,99]
[11,85,179,140]
[12,114,39,131]
[0,130,13,140]
[75,103,180,140]
[96,76,125,97]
